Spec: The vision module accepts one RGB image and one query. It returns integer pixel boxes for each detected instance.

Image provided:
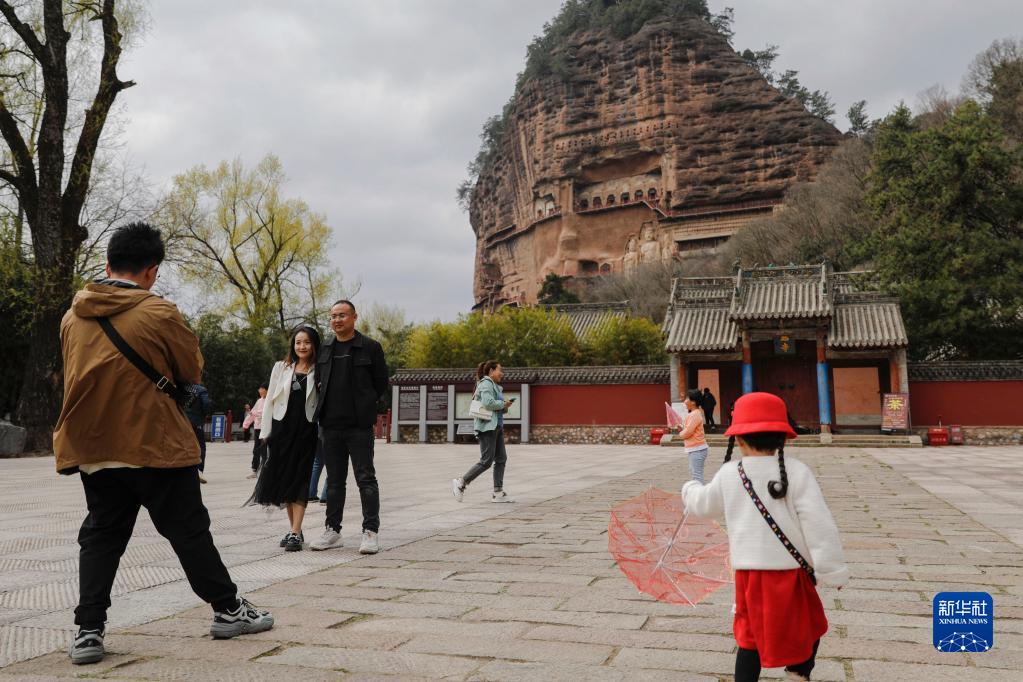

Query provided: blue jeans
[687,446,709,484]
[308,447,326,500]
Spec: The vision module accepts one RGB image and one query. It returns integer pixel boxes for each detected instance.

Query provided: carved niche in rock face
[623,235,640,273]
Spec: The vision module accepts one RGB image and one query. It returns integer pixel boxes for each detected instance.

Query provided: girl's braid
[723,436,736,463]
[767,442,789,499]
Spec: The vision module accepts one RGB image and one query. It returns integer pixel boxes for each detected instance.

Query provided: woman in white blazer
[247,326,320,552]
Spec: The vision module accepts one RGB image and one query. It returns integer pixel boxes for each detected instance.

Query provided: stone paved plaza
[0,442,1020,680]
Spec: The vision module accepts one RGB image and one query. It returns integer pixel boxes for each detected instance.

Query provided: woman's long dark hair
[285,325,321,367]
[476,359,500,381]
[722,432,789,499]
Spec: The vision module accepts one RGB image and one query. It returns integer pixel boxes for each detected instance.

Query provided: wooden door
[754,355,819,429]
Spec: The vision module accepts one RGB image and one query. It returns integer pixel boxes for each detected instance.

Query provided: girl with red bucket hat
[682,392,848,681]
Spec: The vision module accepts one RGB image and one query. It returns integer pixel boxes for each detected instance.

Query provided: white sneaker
[246,471,257,479]
[451,478,464,502]
[492,491,515,503]
[309,528,343,551]
[359,530,379,554]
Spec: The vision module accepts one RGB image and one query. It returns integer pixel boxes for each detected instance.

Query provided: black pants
[192,424,207,471]
[705,410,716,428]
[250,429,266,471]
[75,467,237,628]
[321,425,379,533]
[463,428,507,490]
[735,640,819,681]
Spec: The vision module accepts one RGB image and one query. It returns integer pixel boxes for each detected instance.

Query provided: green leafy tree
[192,314,287,421]
[846,100,872,137]
[580,317,666,365]
[406,307,579,368]
[0,220,33,419]
[862,102,1023,360]
[537,273,580,304]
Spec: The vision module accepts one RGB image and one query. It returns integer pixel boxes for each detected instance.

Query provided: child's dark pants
[734,639,819,681]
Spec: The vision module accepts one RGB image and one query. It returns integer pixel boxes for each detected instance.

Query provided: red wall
[531,384,670,425]
[909,381,1023,426]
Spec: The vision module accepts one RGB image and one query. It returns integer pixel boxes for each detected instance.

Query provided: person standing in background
[184,384,213,484]
[702,387,717,431]
[242,404,252,443]
[244,384,268,478]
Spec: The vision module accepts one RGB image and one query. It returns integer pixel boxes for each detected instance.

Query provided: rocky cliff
[469,15,842,309]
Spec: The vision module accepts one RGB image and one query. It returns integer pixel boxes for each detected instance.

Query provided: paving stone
[470,660,716,681]
[341,617,532,639]
[852,659,991,681]
[397,633,613,664]
[462,607,648,630]
[357,576,505,594]
[397,591,561,610]
[522,623,735,651]
[611,647,846,680]
[259,645,480,678]
[103,658,343,681]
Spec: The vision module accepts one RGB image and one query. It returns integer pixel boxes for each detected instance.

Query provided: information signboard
[398,386,421,421]
[426,385,449,421]
[881,393,910,432]
[211,414,226,441]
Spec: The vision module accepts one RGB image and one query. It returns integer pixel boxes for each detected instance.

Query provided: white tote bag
[468,380,493,420]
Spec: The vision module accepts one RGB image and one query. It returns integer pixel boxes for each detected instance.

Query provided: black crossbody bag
[736,461,817,585]
[96,317,200,410]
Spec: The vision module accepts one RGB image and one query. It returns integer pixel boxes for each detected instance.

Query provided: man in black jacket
[309,300,389,554]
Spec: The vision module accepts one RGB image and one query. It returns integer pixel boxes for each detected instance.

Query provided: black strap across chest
[736,461,817,585]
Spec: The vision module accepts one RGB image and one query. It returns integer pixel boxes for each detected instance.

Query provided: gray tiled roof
[391,365,670,386]
[829,302,908,349]
[730,265,831,320]
[545,302,629,339]
[908,361,1023,382]
[665,265,908,352]
[665,307,738,352]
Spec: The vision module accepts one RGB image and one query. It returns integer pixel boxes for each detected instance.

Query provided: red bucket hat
[724,392,798,440]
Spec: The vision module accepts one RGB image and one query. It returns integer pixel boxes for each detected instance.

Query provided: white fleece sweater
[682,456,849,588]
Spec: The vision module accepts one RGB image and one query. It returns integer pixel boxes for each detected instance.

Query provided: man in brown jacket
[54,223,273,665]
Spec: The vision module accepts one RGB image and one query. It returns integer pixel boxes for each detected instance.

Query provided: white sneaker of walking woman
[491,491,514,503]
[359,530,379,554]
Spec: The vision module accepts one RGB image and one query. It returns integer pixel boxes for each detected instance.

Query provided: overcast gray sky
[120,0,1022,323]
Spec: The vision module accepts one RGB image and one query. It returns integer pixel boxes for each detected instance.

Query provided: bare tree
[0,0,136,450]
[721,137,876,271]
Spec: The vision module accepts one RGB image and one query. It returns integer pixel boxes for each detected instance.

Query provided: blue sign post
[211,414,226,442]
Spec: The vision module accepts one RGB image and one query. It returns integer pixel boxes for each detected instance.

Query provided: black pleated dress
[247,372,318,507]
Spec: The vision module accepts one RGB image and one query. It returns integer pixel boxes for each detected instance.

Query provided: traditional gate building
[663,264,909,437]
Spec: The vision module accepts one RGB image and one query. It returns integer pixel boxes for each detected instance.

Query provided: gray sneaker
[69,627,104,665]
[210,597,274,639]
[310,528,343,551]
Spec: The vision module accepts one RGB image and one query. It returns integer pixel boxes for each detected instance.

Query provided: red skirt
[734,568,828,668]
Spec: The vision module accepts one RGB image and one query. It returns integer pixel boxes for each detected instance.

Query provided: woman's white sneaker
[310,528,343,551]
[451,478,465,502]
[359,530,379,554]
[492,491,515,503]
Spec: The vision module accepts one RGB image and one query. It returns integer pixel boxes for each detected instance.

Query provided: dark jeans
[250,429,266,471]
[75,467,237,628]
[321,425,379,533]
[308,445,326,500]
[735,640,819,681]
[463,428,506,490]
[192,424,207,472]
[705,411,716,428]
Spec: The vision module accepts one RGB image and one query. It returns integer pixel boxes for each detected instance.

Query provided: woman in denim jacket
[451,360,515,503]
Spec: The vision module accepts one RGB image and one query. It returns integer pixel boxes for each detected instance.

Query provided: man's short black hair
[107,222,165,274]
[331,299,356,314]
